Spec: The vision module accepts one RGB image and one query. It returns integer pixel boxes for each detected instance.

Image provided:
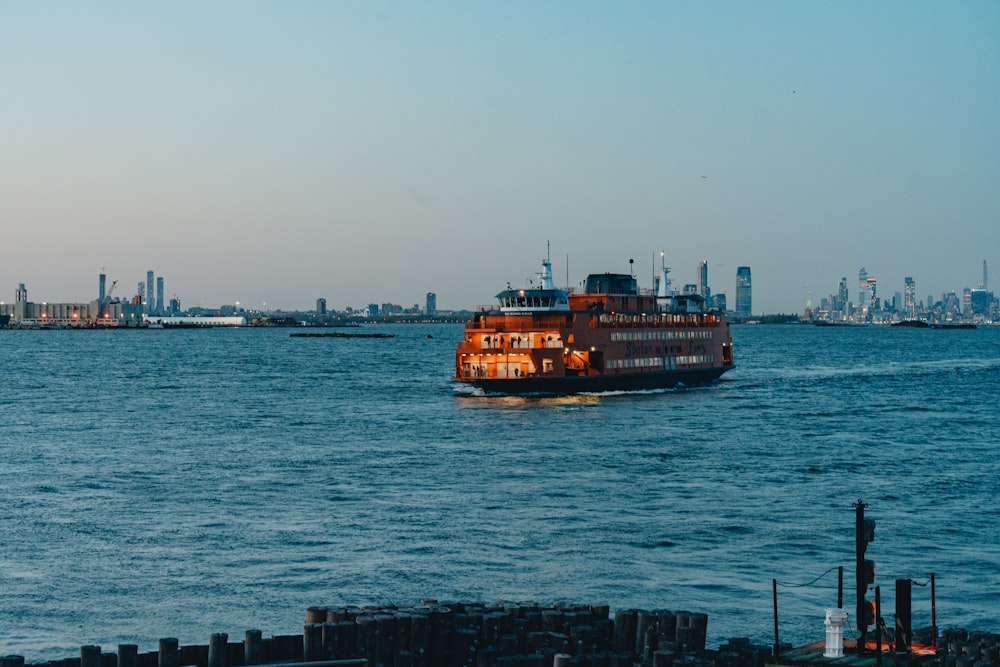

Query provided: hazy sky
[2,2,998,313]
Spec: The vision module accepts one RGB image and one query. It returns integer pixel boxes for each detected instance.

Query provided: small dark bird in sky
[701,175,708,179]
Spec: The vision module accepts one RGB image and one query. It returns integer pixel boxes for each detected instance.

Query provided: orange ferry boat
[455,253,735,395]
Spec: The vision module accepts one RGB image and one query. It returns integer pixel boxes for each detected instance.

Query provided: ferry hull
[459,365,732,396]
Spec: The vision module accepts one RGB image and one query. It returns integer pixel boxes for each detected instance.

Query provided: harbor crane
[98,279,117,320]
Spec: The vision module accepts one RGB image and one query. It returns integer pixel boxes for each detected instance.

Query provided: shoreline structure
[2,600,995,667]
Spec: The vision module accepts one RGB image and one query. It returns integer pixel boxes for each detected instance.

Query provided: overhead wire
[775,565,842,589]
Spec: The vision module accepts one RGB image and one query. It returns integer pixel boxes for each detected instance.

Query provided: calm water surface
[1,323,998,659]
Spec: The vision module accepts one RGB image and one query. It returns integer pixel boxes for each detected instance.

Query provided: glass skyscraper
[735,266,751,316]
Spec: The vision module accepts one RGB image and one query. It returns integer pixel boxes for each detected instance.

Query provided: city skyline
[2,3,998,313]
[2,256,993,317]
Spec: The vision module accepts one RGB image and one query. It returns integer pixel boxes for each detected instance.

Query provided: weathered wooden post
[244,630,262,666]
[158,638,179,667]
[356,614,376,662]
[589,604,610,621]
[208,632,228,667]
[118,644,138,667]
[612,609,637,654]
[80,645,101,667]
[374,612,396,666]
[653,648,675,667]
[303,623,323,661]
[320,622,338,658]
[394,610,412,654]
[306,607,327,625]
[690,612,708,652]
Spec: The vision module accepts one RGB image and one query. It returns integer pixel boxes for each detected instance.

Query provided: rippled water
[1,323,998,660]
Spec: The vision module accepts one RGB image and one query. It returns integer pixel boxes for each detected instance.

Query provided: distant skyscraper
[316,298,327,315]
[735,266,751,316]
[858,267,868,306]
[138,281,145,308]
[146,270,154,315]
[426,292,437,315]
[970,289,991,315]
[838,277,848,312]
[156,277,164,316]
[983,260,989,291]
[697,260,709,298]
[904,277,916,317]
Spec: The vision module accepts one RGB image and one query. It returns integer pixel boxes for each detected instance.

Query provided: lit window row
[671,355,714,366]
[610,330,712,342]
[606,357,664,369]
[597,313,710,326]
[500,296,563,308]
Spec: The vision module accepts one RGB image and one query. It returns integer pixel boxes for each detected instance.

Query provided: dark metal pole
[875,586,882,667]
[931,572,937,650]
[773,578,780,662]
[854,501,868,654]
[896,578,912,654]
[838,566,844,609]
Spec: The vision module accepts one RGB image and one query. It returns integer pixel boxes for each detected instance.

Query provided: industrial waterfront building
[0,281,144,327]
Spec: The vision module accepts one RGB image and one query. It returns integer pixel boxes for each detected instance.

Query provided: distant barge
[290,332,394,338]
[891,320,977,329]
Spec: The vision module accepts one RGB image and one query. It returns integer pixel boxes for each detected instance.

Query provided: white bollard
[824,608,849,658]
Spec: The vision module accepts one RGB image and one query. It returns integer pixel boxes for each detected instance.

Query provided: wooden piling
[80,645,101,667]
[244,630,262,666]
[612,609,637,653]
[208,633,227,667]
[13,600,734,667]
[305,608,328,625]
[117,644,138,667]
[157,639,179,667]
[372,613,394,666]
[303,624,323,662]
[354,615,375,662]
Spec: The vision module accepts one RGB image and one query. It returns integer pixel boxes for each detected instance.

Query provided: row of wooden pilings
[936,628,1000,667]
[0,600,775,667]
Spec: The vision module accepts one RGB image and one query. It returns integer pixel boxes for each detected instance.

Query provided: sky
[2,2,998,314]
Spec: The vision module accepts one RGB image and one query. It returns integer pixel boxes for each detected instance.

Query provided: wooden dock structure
[2,602,997,667]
